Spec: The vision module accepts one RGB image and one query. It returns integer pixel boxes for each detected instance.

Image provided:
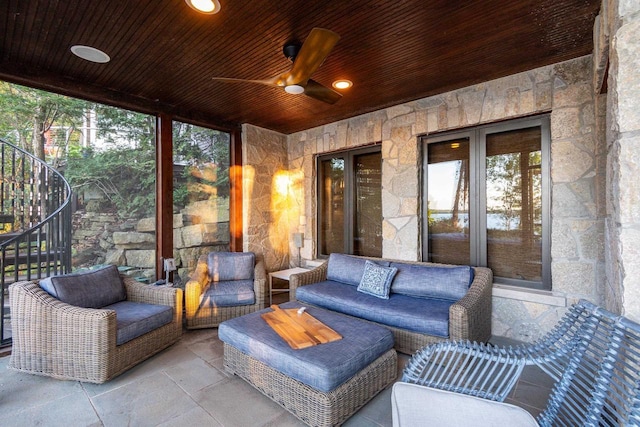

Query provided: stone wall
[243,55,603,342]
[241,124,290,271]
[603,0,640,319]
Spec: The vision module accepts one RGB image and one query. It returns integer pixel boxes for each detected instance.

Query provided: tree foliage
[0,81,230,219]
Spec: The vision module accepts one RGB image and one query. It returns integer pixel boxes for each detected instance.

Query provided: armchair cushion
[203,279,256,307]
[105,301,173,345]
[208,252,255,281]
[40,264,126,308]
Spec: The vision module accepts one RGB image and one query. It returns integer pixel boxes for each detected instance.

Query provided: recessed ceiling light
[70,45,110,63]
[185,0,221,14]
[332,79,353,90]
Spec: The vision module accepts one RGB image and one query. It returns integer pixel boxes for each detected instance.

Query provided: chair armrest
[253,255,267,309]
[403,340,527,401]
[288,261,328,300]
[449,266,493,342]
[9,281,116,378]
[391,383,538,427]
[123,275,183,325]
[185,254,210,318]
[123,275,181,307]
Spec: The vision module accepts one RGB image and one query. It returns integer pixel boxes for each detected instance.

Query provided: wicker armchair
[395,299,640,426]
[9,273,183,384]
[185,252,266,329]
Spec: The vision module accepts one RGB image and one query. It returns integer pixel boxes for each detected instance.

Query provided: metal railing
[1,138,72,346]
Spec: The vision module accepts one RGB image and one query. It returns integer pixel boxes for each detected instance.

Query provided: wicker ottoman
[219,302,397,427]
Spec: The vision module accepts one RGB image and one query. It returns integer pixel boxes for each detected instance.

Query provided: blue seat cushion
[104,301,173,345]
[40,265,126,308]
[326,253,390,286]
[297,281,452,338]
[219,302,394,393]
[390,263,474,302]
[208,252,255,281]
[202,280,255,307]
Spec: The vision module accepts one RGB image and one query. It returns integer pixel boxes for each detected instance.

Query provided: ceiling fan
[212,28,343,104]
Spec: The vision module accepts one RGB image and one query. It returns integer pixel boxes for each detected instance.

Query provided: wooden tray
[261,305,342,349]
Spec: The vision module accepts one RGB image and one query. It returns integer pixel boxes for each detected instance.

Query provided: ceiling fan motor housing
[283,41,301,61]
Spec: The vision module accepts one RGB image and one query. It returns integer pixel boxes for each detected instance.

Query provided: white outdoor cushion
[391,382,539,427]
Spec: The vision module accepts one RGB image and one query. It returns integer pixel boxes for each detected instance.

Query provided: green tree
[0,81,88,162]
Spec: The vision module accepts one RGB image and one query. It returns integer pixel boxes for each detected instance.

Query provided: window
[422,116,551,290]
[317,146,382,257]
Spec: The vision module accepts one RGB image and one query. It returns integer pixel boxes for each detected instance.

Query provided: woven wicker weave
[289,257,493,354]
[185,253,267,329]
[8,275,183,383]
[224,344,397,427]
[402,299,640,426]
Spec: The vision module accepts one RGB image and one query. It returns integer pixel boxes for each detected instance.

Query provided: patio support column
[156,113,173,280]
[605,0,640,320]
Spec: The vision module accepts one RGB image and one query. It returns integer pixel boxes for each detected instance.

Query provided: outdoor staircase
[0,138,72,346]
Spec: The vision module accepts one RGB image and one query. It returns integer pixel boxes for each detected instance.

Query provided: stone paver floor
[0,330,551,426]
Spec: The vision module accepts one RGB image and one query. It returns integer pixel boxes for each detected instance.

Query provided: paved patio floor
[0,330,552,426]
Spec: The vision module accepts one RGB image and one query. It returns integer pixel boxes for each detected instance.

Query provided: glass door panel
[485,127,542,282]
[319,158,345,255]
[426,138,470,265]
[353,152,382,256]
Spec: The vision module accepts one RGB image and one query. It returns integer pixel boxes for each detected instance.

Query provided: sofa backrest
[40,264,126,308]
[326,253,390,286]
[390,263,474,301]
[207,252,255,282]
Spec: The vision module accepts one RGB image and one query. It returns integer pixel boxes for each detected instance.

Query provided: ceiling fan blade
[211,77,279,87]
[284,28,340,86]
[304,79,342,104]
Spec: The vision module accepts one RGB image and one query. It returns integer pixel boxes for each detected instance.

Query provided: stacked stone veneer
[241,124,290,271]
[244,55,604,342]
[72,198,230,281]
[602,0,640,320]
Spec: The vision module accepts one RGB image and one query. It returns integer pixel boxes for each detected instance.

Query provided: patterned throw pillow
[357,260,398,299]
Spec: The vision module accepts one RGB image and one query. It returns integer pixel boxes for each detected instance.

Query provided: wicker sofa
[9,266,183,383]
[289,254,493,354]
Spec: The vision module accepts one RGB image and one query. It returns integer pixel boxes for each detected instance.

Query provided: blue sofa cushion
[390,263,474,302]
[297,281,452,338]
[104,301,173,345]
[219,302,394,392]
[326,253,390,286]
[208,252,255,281]
[357,260,398,299]
[202,280,255,307]
[40,264,126,308]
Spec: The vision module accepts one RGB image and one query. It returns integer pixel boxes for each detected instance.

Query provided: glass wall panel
[172,121,231,284]
[354,152,382,256]
[426,138,470,265]
[485,127,542,282]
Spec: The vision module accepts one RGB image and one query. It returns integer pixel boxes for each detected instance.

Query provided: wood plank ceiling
[0,0,600,134]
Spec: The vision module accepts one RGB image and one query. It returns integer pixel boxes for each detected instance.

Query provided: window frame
[316,144,382,258]
[421,115,551,290]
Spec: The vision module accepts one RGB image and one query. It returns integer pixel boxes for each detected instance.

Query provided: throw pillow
[357,260,398,299]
